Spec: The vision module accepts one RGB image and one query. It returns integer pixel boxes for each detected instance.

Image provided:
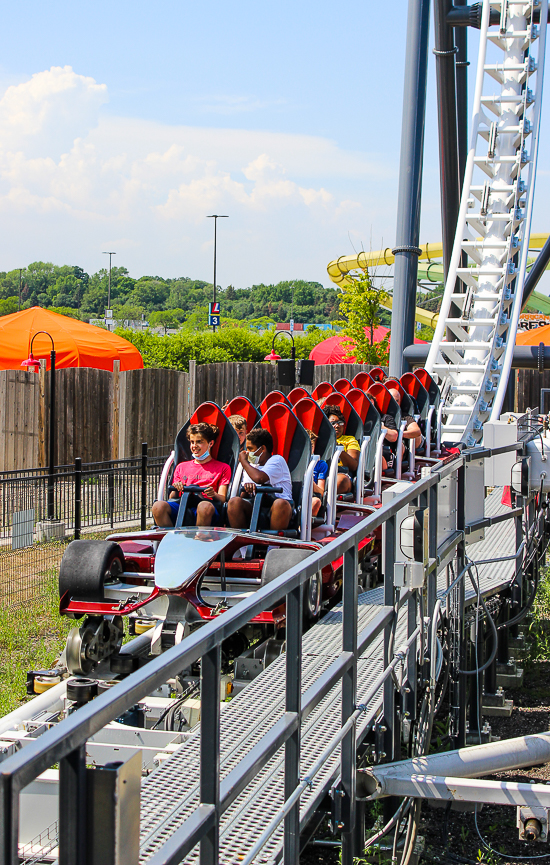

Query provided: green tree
[129,278,170,310]
[49,306,82,319]
[0,297,18,316]
[336,272,390,363]
[149,310,181,334]
[181,306,209,331]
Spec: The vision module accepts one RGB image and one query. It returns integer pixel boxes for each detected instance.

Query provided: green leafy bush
[114,325,336,371]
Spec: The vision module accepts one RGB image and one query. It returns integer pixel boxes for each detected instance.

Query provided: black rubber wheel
[110,653,137,676]
[59,540,125,602]
[97,680,119,694]
[66,678,98,704]
[303,571,322,621]
[261,548,320,622]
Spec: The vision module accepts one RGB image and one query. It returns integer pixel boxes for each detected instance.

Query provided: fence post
[284,582,302,863]
[59,745,87,864]
[108,461,115,529]
[38,359,47,469]
[189,359,197,416]
[456,461,467,747]
[112,359,120,461]
[382,512,398,822]
[74,458,82,540]
[341,545,358,864]
[141,443,148,531]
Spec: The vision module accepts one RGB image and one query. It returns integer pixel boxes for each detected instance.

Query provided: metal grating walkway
[138,488,517,863]
[139,594,406,864]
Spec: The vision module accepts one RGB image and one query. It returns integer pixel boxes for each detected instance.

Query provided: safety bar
[396,421,407,480]
[436,401,445,453]
[373,430,387,498]
[157,450,174,501]
[426,406,435,458]
[355,436,370,505]
[324,445,344,531]
[300,455,319,541]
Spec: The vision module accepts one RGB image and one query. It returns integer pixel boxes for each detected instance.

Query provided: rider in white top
[228,428,293,531]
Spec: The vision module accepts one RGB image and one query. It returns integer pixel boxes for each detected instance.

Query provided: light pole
[18,269,22,312]
[206,215,228,332]
[22,332,56,519]
[102,251,116,316]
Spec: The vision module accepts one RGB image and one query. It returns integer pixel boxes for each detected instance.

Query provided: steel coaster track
[426,0,548,445]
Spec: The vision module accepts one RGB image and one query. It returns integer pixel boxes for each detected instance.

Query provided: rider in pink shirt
[153,423,231,527]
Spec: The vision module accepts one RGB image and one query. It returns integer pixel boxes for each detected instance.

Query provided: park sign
[209,301,221,327]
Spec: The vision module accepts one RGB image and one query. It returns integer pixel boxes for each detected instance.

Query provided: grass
[0,571,72,716]
[527,562,550,662]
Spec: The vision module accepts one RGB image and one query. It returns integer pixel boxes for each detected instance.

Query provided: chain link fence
[0,445,171,610]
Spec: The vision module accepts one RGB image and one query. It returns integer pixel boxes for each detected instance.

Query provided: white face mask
[194,448,210,462]
[247,447,262,466]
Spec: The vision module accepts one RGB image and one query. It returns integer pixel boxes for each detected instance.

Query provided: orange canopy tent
[516,324,550,346]
[0,307,143,371]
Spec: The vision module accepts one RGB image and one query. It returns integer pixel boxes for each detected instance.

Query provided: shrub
[114,325,336,371]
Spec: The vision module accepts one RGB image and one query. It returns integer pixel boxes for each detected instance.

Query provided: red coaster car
[59,528,339,675]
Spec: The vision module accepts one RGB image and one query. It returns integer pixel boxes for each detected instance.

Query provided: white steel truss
[426,0,548,446]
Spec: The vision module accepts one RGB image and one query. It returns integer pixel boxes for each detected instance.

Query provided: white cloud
[0,67,403,285]
[0,66,107,159]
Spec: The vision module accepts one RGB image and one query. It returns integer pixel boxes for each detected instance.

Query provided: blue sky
[0,0,547,290]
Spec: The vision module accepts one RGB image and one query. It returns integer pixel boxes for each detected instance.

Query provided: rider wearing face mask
[152,422,231,527]
[227,428,293,531]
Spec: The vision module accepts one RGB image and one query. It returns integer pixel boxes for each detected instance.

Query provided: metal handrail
[0,461,458,864]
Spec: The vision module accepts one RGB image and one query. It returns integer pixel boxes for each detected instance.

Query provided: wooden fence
[0,371,41,471]
[0,360,544,470]
[515,369,550,413]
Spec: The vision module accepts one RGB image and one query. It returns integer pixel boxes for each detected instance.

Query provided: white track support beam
[361,774,550,809]
[426,0,548,446]
[359,731,550,797]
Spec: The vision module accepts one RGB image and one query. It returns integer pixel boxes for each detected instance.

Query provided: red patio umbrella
[309,326,426,365]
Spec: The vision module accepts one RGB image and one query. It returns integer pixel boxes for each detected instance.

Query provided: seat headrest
[258,390,290,415]
[385,378,406,400]
[321,392,351,421]
[367,383,393,415]
[351,371,375,391]
[260,403,298,463]
[287,386,309,406]
[333,378,352,395]
[400,373,421,398]
[189,402,227,459]
[293,397,324,434]
[369,367,387,383]
[414,368,440,404]
[346,388,371,422]
[311,381,336,401]
[224,396,259,431]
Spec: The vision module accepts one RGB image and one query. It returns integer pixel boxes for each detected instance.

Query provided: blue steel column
[433,0,461,278]
[389,0,432,377]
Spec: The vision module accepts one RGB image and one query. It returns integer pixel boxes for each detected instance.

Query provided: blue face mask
[194,448,210,462]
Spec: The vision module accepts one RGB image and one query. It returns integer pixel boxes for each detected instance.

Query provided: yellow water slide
[327,233,550,329]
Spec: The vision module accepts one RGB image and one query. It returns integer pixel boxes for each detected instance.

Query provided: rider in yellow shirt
[324,405,360,494]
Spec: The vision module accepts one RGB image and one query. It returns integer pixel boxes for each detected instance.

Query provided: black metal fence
[0,444,171,544]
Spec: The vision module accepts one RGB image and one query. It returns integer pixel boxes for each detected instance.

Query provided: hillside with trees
[0,263,340,326]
